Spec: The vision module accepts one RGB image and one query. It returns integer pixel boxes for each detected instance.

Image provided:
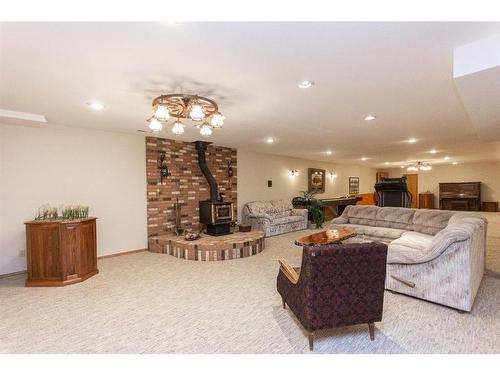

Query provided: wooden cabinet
[418,192,435,209]
[482,202,498,212]
[25,218,98,287]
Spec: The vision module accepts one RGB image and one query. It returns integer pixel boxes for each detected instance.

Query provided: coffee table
[295,229,356,246]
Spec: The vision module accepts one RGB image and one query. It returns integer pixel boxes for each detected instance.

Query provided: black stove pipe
[194,141,219,202]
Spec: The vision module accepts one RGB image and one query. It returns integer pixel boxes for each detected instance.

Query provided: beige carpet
[1,224,499,354]
[484,212,500,275]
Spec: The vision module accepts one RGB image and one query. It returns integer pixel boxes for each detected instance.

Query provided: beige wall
[0,124,378,275]
[237,150,377,220]
[0,124,147,275]
[380,161,500,208]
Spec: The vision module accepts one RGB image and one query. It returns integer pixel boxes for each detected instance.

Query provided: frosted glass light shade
[189,104,205,121]
[200,124,213,137]
[155,105,169,121]
[172,121,185,135]
[149,118,163,132]
[210,113,225,128]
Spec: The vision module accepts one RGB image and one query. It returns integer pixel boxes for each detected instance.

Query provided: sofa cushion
[412,209,454,235]
[375,207,415,230]
[246,201,273,216]
[270,199,293,211]
[273,215,305,225]
[388,232,434,264]
[331,223,407,240]
[344,205,379,226]
[267,199,293,218]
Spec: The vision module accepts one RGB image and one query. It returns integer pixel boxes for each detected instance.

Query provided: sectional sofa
[331,205,487,312]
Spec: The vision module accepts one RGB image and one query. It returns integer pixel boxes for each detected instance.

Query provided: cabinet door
[27,223,61,281]
[60,223,80,278]
[79,220,97,276]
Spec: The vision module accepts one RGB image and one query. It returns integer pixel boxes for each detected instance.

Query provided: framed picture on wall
[349,177,360,195]
[308,168,325,193]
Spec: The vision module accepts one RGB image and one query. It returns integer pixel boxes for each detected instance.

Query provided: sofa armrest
[422,223,473,263]
[291,208,308,217]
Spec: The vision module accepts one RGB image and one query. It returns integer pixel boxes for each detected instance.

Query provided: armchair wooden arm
[278,258,299,284]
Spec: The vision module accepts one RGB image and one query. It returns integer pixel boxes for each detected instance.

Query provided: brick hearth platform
[148,230,265,261]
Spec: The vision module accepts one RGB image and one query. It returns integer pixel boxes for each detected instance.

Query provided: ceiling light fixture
[430,149,437,154]
[452,162,458,165]
[297,80,314,89]
[364,115,376,121]
[444,156,450,160]
[87,102,105,111]
[408,138,417,143]
[406,161,432,172]
[326,150,332,155]
[266,137,275,144]
[384,162,389,165]
[147,94,224,137]
[361,157,367,161]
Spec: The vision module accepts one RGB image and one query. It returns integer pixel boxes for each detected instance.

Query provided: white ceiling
[1,22,500,167]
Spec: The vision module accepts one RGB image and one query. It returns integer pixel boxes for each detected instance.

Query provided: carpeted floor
[484,212,500,275]
[1,223,499,354]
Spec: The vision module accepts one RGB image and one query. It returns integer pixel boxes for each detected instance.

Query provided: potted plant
[308,202,325,229]
[292,191,325,229]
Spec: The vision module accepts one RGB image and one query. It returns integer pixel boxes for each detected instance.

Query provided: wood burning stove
[199,201,235,236]
[195,141,235,236]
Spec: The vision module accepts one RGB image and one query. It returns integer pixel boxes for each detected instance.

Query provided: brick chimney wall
[146,136,237,237]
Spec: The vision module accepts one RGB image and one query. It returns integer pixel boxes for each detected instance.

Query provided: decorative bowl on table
[184,232,201,241]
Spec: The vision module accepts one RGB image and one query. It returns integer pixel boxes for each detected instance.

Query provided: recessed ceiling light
[400,166,405,169]
[87,102,105,111]
[384,162,389,165]
[361,157,367,161]
[452,162,458,165]
[407,138,417,143]
[326,150,332,155]
[364,115,376,121]
[430,149,437,154]
[266,137,275,144]
[297,80,314,89]
[444,156,450,160]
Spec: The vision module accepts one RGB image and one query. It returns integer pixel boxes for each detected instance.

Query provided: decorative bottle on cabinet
[24,218,98,287]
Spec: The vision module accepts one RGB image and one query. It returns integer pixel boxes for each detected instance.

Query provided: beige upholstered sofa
[331,205,487,312]
[242,199,308,237]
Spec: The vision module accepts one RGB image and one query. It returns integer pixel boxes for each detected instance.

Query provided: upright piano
[439,182,481,211]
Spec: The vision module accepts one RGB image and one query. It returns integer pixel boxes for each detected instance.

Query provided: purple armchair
[277,242,388,350]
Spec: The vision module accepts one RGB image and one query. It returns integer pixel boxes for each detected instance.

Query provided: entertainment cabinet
[25,217,98,287]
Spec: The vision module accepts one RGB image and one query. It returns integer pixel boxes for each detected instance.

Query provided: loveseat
[242,200,308,237]
[331,205,488,312]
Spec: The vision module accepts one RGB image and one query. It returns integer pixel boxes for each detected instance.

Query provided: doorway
[404,174,419,208]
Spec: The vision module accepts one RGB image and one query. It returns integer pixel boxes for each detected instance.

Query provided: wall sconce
[329,170,337,180]
[289,169,299,177]
[158,151,170,183]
